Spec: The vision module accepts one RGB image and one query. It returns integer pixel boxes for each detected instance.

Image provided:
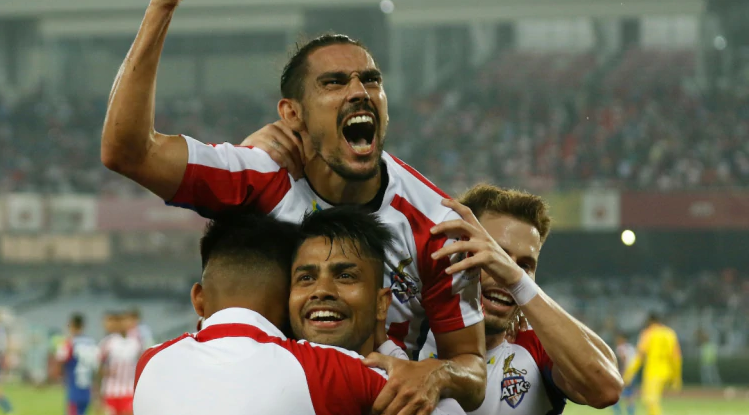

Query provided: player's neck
[357,336,376,356]
[486,331,508,351]
[304,158,382,205]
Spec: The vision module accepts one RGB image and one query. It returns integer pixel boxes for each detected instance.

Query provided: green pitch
[565,400,749,415]
[3,383,748,415]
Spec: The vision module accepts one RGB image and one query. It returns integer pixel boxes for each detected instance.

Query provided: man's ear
[191,283,205,318]
[278,98,306,133]
[376,287,392,322]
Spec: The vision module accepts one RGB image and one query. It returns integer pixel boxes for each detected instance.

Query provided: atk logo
[501,353,531,408]
[390,257,420,303]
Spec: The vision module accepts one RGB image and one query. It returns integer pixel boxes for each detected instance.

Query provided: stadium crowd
[2,50,749,196]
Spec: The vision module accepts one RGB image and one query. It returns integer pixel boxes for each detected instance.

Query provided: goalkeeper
[623,313,682,415]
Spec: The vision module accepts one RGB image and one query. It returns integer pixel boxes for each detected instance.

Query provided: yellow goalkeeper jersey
[625,323,682,382]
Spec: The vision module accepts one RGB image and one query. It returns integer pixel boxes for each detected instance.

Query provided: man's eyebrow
[293,264,319,273]
[316,71,349,81]
[360,69,382,79]
[316,69,382,81]
[327,262,358,273]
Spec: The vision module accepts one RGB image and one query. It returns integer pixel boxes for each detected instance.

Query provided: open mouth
[342,113,376,155]
[305,308,347,328]
[482,289,516,307]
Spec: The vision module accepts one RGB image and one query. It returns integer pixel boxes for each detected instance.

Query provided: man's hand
[505,312,529,344]
[240,121,305,180]
[363,353,444,415]
[430,198,524,287]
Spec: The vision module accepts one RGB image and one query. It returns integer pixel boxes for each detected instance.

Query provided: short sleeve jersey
[167,136,484,356]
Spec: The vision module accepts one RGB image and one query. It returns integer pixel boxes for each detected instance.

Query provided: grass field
[3,383,748,415]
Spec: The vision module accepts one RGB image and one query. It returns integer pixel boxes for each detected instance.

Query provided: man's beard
[484,308,520,336]
[309,129,387,182]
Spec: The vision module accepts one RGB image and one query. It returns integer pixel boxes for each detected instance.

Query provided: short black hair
[200,212,300,276]
[70,313,85,329]
[296,206,394,286]
[280,33,371,100]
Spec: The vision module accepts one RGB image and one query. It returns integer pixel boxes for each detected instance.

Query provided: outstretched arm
[101,0,188,200]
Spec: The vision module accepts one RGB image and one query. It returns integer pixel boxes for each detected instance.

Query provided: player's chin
[484,315,513,334]
[303,329,350,348]
[334,158,381,182]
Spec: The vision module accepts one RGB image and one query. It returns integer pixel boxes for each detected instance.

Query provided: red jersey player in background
[98,313,141,415]
[419,185,623,414]
[102,0,485,412]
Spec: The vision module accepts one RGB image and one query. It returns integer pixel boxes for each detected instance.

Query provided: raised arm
[101,0,187,200]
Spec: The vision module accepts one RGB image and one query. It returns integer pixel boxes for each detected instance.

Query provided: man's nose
[347,77,370,104]
[309,277,338,301]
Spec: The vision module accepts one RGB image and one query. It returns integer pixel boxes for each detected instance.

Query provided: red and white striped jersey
[168,136,484,356]
[421,330,568,415]
[99,334,141,398]
[134,308,386,415]
[134,308,465,415]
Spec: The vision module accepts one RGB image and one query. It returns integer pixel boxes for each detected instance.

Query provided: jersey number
[73,344,99,388]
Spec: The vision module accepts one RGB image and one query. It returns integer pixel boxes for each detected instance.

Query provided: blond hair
[458,184,551,243]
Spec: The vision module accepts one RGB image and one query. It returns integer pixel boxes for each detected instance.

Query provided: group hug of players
[58,0,686,414]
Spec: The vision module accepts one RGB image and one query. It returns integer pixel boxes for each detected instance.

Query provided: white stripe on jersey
[184,135,282,173]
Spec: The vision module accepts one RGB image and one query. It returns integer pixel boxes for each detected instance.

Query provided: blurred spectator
[2,49,749,195]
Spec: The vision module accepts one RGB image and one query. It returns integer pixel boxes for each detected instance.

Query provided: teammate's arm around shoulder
[101,0,187,201]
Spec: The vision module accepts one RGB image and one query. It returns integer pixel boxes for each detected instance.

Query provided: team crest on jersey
[390,257,420,303]
[501,353,531,409]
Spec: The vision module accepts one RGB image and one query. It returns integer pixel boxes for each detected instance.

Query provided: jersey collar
[201,307,286,339]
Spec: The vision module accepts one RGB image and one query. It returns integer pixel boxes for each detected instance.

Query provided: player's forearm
[436,354,486,411]
[101,2,176,173]
[521,291,622,407]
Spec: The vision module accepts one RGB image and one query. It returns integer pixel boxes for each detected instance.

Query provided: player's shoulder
[295,340,388,379]
[383,152,454,225]
[514,329,542,347]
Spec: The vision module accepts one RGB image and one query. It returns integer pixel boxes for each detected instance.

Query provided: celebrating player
[56,314,99,415]
[102,0,485,412]
[417,185,623,414]
[614,333,638,415]
[134,214,462,415]
[289,206,465,414]
[98,313,141,415]
[623,314,682,415]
